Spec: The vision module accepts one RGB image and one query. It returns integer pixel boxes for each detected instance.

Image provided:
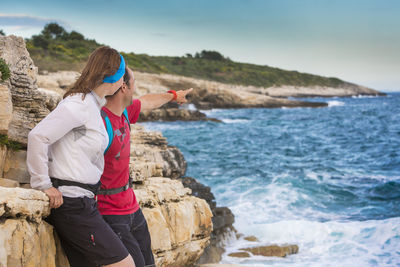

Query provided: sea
[142,92,400,267]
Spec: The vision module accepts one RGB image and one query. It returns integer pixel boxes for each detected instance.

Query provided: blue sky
[1,0,400,92]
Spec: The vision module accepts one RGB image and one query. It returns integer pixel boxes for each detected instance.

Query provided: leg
[130,209,155,267]
[49,197,131,267]
[104,254,135,267]
[103,214,146,267]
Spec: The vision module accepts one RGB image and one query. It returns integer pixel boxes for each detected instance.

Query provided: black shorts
[46,197,129,267]
[103,208,155,267]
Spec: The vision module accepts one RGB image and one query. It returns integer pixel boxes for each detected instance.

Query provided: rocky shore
[35,65,384,123]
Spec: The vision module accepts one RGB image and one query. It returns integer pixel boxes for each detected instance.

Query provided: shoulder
[127,99,141,113]
[58,94,90,120]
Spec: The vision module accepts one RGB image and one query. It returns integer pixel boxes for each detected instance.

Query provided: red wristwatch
[167,90,177,101]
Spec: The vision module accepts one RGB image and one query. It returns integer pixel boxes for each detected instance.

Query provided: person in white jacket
[27,46,136,267]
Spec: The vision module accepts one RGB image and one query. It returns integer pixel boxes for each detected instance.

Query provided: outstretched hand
[176,88,193,105]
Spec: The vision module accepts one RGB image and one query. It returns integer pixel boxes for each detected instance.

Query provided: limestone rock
[0,83,12,135]
[37,87,62,111]
[0,35,50,145]
[0,219,56,267]
[133,71,383,110]
[0,178,19,188]
[135,177,213,266]
[180,177,236,264]
[3,150,29,183]
[37,71,78,90]
[0,187,50,222]
[260,84,385,98]
[130,125,187,180]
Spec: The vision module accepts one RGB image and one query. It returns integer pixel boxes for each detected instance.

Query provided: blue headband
[103,54,126,83]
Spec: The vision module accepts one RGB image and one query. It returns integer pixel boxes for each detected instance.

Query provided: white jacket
[27,92,108,198]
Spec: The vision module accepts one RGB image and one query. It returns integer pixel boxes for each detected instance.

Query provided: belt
[50,177,101,194]
[96,177,133,196]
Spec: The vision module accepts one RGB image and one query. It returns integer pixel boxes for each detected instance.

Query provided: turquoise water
[143,93,400,267]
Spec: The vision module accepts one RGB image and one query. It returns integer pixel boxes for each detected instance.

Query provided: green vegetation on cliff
[0,58,10,81]
[26,23,348,88]
[0,135,26,150]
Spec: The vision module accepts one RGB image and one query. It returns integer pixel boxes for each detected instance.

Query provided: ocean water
[142,93,400,267]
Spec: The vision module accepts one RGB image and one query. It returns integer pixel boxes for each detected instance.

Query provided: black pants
[46,197,129,267]
[102,208,155,267]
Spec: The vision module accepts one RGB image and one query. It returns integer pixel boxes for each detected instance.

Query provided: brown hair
[63,46,121,99]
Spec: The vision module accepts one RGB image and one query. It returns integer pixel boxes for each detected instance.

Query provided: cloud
[0,14,69,30]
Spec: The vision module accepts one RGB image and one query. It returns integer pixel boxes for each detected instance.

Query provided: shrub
[0,58,10,81]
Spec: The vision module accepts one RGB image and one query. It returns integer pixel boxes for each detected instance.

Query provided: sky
[1,0,400,92]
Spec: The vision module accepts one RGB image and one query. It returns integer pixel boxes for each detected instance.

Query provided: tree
[31,34,50,49]
[41,23,66,39]
[199,50,225,61]
[68,31,84,41]
[0,29,5,36]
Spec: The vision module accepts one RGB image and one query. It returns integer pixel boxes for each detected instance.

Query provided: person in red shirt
[97,67,192,267]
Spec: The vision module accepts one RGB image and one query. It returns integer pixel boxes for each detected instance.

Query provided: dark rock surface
[178,177,236,264]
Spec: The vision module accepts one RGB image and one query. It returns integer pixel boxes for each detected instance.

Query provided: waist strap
[50,177,101,194]
[97,177,133,196]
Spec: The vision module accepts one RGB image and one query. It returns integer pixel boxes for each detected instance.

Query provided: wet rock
[138,108,221,123]
[241,244,299,257]
[178,177,236,264]
[227,251,251,258]
[244,236,259,242]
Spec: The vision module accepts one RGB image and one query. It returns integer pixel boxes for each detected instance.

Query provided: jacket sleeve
[27,99,89,190]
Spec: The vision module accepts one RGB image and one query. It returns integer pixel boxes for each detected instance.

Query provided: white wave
[221,119,250,124]
[327,100,345,107]
[140,122,204,131]
[352,95,378,99]
[199,108,228,116]
[221,217,400,267]
[185,103,197,111]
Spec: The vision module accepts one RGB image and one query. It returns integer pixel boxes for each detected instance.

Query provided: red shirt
[97,99,141,215]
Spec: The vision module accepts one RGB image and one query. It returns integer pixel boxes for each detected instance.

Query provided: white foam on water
[141,122,204,131]
[213,175,400,266]
[221,218,400,267]
[185,103,197,111]
[200,108,225,116]
[221,119,250,124]
[352,95,378,99]
[327,100,345,107]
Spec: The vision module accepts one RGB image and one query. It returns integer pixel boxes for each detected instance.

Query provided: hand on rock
[44,187,63,209]
[176,88,193,105]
